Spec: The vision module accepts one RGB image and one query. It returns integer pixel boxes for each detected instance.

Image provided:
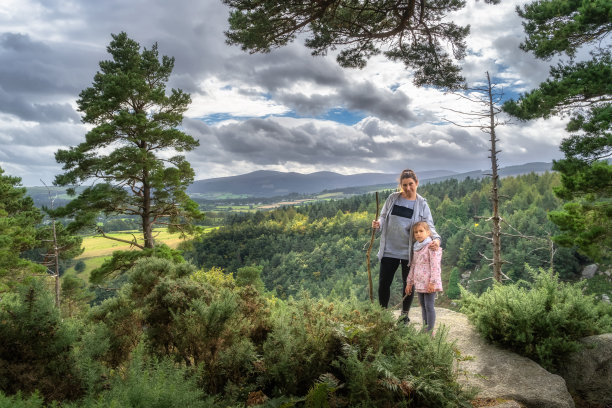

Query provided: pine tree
[503,0,611,264]
[0,167,45,291]
[54,32,203,250]
[53,33,204,280]
[221,0,503,89]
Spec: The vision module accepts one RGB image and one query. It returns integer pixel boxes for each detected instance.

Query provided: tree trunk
[142,168,154,249]
[52,220,61,307]
[487,72,502,283]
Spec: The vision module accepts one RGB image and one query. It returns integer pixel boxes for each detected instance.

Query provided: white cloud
[0,0,579,186]
[188,77,289,118]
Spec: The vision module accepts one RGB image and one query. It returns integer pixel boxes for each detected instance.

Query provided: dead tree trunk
[51,220,61,307]
[41,181,61,307]
[443,71,506,283]
[486,72,503,282]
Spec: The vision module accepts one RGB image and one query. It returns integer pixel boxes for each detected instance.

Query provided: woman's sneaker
[397,313,410,325]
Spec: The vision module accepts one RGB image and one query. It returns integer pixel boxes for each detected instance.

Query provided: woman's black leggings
[378,257,414,314]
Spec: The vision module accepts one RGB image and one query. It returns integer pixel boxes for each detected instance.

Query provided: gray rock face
[402,308,576,408]
[582,264,599,279]
[558,333,612,406]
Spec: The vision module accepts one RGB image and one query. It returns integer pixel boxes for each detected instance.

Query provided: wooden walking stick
[366,192,380,302]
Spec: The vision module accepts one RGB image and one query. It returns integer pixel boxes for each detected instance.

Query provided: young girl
[405,221,443,333]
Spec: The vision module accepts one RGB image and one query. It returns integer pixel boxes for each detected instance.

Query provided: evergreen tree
[53,33,204,281]
[0,167,45,291]
[0,279,84,401]
[446,267,461,299]
[221,0,503,89]
[503,0,611,264]
[53,32,203,251]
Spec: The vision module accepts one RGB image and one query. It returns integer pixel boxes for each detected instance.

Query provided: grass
[214,205,258,212]
[75,228,208,259]
[68,256,109,282]
[190,192,251,200]
[315,192,345,199]
[66,227,217,279]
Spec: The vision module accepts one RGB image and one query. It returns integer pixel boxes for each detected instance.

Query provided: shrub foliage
[1,257,473,407]
[460,267,612,370]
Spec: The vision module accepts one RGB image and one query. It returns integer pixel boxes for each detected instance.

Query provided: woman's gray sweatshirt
[376,192,440,262]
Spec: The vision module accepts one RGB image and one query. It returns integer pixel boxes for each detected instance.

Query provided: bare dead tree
[40,181,62,307]
[443,71,507,282]
[500,218,557,271]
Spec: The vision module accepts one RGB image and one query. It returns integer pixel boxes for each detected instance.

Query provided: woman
[372,169,440,322]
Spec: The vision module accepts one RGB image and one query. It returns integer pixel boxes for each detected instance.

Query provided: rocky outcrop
[557,333,612,407]
[400,307,575,408]
[581,264,599,279]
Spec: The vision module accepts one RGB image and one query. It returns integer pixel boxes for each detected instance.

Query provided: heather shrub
[88,291,143,367]
[90,258,268,400]
[79,258,472,407]
[460,266,612,370]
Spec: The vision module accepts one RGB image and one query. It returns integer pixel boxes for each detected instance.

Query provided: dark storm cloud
[24,1,238,96]
[272,80,415,125]
[183,115,511,179]
[0,33,60,94]
[190,117,392,167]
[274,92,333,116]
[0,32,93,123]
[221,46,348,91]
[0,87,80,123]
[1,121,86,147]
[340,83,415,125]
[1,32,50,53]
[219,45,418,125]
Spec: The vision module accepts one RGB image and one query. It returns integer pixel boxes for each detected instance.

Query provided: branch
[439,215,492,240]
[94,285,120,292]
[441,117,488,128]
[95,227,144,250]
[500,219,550,242]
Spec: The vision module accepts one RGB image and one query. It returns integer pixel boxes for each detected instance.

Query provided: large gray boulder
[557,333,612,406]
[581,264,598,279]
[402,307,575,408]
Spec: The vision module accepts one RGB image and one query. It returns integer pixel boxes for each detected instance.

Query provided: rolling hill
[26,162,554,203]
[187,162,553,198]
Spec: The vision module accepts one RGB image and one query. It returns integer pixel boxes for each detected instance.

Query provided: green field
[315,192,345,199]
[76,229,195,258]
[67,227,217,279]
[214,205,256,212]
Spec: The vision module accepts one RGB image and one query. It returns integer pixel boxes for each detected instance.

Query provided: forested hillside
[184,172,589,306]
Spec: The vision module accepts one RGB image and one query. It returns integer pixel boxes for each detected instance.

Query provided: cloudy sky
[1,0,574,186]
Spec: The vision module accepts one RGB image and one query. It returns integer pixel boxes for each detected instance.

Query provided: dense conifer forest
[183,172,592,306]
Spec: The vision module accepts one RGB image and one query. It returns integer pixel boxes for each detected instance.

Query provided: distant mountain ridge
[188,162,553,198]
